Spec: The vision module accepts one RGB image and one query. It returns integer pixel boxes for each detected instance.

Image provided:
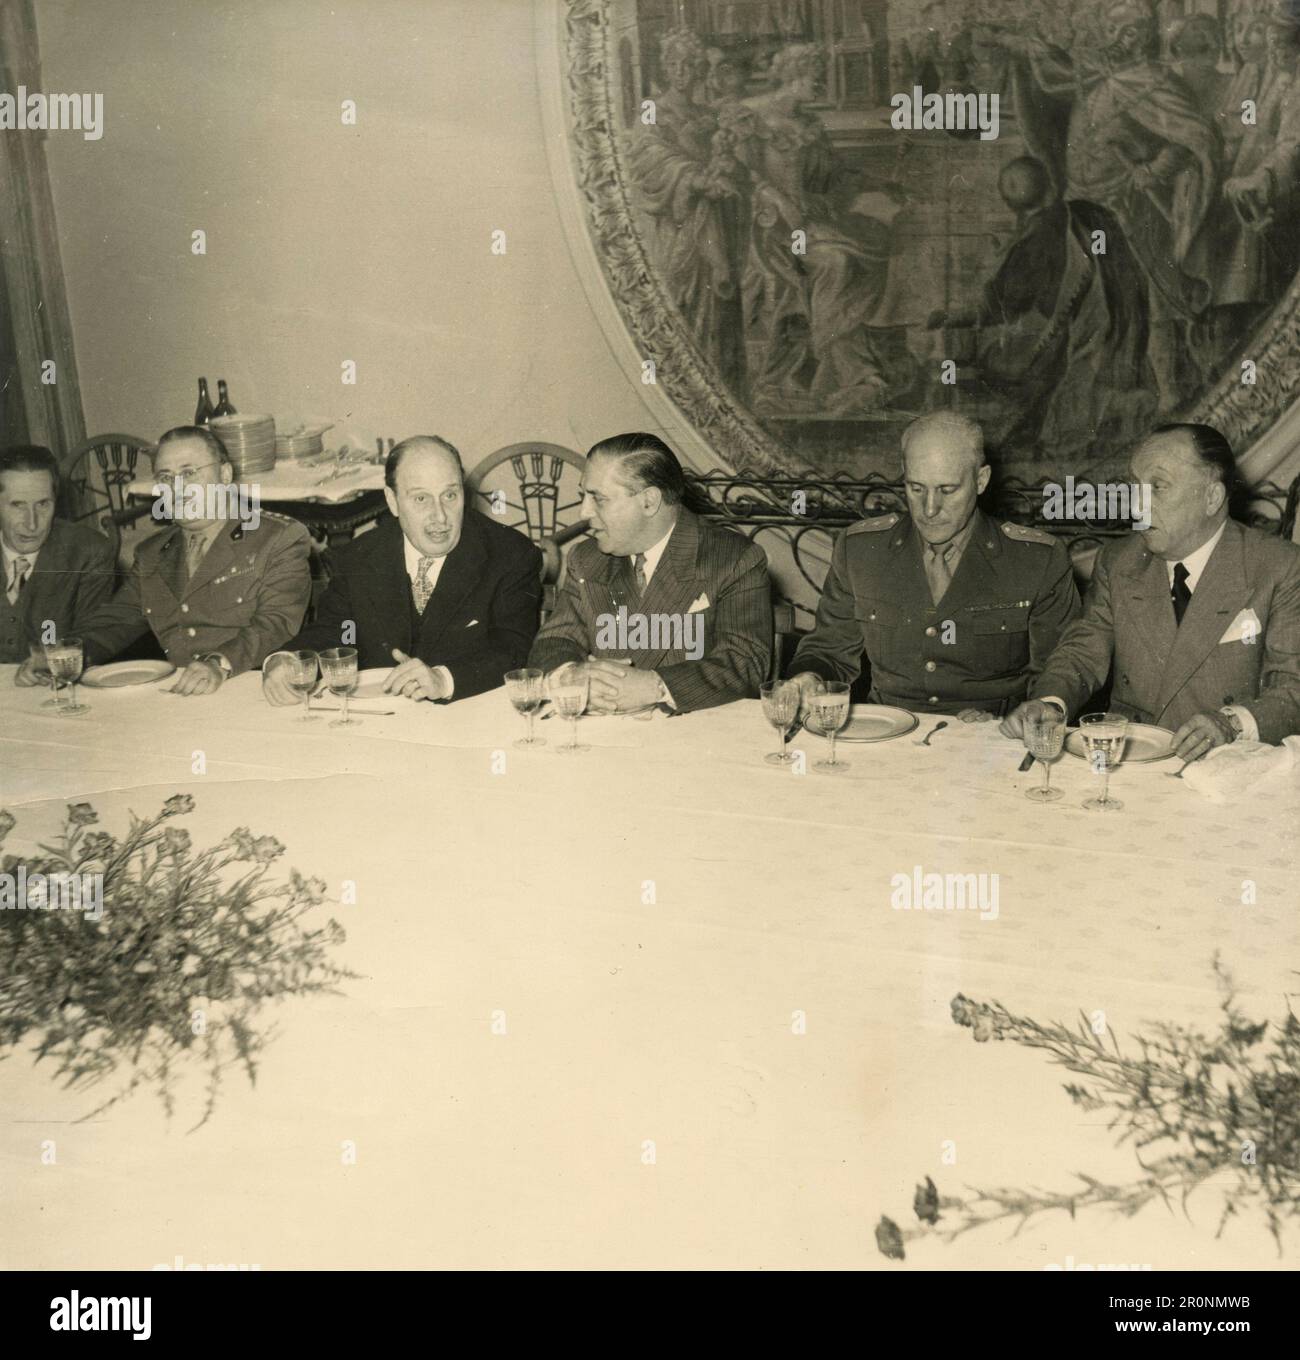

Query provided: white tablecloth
[1,668,1296,1269]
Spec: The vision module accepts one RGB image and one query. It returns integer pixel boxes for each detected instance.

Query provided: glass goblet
[320,646,359,727]
[45,636,89,716]
[505,668,547,748]
[760,680,800,766]
[1079,711,1130,811]
[808,681,851,773]
[284,649,321,723]
[1023,711,1066,801]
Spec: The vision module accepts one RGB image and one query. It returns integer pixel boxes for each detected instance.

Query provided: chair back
[61,433,153,560]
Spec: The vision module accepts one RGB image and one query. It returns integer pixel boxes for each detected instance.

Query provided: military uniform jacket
[82,512,312,675]
[790,509,1080,715]
[1033,519,1300,743]
[0,519,118,664]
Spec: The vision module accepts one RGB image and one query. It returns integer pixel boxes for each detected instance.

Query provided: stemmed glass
[550,668,590,754]
[30,643,61,708]
[505,668,547,748]
[319,646,359,727]
[1023,710,1066,801]
[284,649,321,723]
[1079,711,1130,811]
[808,680,851,773]
[44,637,89,716]
[760,680,799,766]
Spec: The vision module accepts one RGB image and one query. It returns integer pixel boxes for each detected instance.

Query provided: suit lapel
[1156,523,1246,715]
[1120,549,1178,699]
[155,527,187,602]
[416,512,486,653]
[358,519,416,658]
[633,511,702,670]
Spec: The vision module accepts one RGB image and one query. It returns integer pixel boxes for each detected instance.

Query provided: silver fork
[914,721,949,746]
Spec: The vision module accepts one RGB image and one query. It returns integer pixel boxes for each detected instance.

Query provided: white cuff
[1224,704,1258,742]
[433,665,454,699]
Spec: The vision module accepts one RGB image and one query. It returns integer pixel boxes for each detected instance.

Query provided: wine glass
[549,668,590,754]
[760,680,800,766]
[505,668,547,748]
[1023,709,1066,801]
[319,646,359,727]
[284,649,321,722]
[808,680,851,773]
[1079,711,1130,811]
[29,643,61,708]
[44,637,89,716]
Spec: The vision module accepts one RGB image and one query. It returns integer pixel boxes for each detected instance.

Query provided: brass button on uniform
[180,603,189,613]
[924,660,937,672]
[186,627,196,637]
[925,626,937,638]
[928,695,939,705]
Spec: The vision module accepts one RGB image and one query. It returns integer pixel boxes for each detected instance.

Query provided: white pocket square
[687,594,710,613]
[465,619,479,628]
[1218,608,1260,644]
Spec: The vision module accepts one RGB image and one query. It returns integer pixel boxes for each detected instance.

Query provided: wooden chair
[60,433,154,562]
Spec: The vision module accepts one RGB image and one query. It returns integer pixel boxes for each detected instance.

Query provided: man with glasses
[78,425,311,695]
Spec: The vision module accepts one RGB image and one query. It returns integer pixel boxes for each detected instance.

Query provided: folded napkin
[1182,736,1300,804]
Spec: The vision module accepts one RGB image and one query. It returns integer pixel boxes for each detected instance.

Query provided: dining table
[1,666,1296,1270]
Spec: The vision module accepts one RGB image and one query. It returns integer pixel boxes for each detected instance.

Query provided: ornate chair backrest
[465,442,587,545]
[61,433,153,561]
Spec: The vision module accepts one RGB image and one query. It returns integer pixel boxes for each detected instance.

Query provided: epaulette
[1000,521,1058,547]
[846,512,900,535]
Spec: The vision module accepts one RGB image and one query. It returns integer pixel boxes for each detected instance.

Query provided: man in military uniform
[786,412,1080,717]
[68,425,311,696]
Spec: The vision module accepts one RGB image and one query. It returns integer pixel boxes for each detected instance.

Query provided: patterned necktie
[632,552,648,595]
[7,555,31,606]
[413,556,437,614]
[1171,562,1192,626]
[923,541,954,604]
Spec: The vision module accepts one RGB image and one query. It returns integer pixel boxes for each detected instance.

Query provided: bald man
[264,436,541,705]
[787,412,1080,717]
[1004,424,1300,756]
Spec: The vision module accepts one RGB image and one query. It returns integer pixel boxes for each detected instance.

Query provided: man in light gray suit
[1003,424,1300,759]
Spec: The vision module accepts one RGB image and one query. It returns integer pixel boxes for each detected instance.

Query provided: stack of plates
[274,422,331,460]
[210,414,276,475]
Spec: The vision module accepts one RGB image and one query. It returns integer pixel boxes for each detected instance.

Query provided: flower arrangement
[876,962,1300,1260]
[0,797,356,1130]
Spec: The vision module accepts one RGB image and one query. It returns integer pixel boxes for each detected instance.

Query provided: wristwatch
[1218,707,1244,741]
[200,653,233,679]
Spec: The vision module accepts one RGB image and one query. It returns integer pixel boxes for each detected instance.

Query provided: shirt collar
[1167,519,1227,591]
[2,535,41,575]
[403,533,449,581]
[919,512,978,564]
[633,521,676,584]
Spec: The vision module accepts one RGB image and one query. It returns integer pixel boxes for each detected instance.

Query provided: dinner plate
[804,703,918,742]
[80,660,177,688]
[1064,723,1175,763]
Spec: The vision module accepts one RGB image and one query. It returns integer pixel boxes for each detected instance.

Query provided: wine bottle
[194,378,214,425]
[213,380,237,419]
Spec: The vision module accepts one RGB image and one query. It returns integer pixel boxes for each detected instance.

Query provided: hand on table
[385,648,450,702]
[168,659,224,696]
[261,653,300,707]
[1172,711,1236,763]
[785,671,827,720]
[15,656,51,687]
[580,656,662,715]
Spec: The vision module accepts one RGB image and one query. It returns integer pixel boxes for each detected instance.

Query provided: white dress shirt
[631,523,675,586]
[2,539,37,604]
[403,535,454,698]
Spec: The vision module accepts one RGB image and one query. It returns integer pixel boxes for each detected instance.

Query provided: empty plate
[1064,723,1175,763]
[805,703,918,742]
[80,660,177,688]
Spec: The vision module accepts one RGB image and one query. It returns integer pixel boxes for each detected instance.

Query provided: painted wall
[33,0,661,470]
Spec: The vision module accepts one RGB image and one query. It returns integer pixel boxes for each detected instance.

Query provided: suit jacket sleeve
[528,549,594,673]
[442,541,542,701]
[204,523,312,675]
[656,540,772,711]
[284,543,354,655]
[787,529,864,685]
[81,560,150,665]
[1030,545,1117,716]
[1243,549,1300,744]
[69,535,120,635]
[1028,541,1082,682]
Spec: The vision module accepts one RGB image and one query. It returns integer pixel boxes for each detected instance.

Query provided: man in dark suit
[1003,424,1300,756]
[74,426,313,695]
[786,412,1080,717]
[264,435,542,705]
[2,445,117,674]
[528,432,771,713]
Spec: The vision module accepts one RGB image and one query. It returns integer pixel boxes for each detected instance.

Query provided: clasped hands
[550,657,663,715]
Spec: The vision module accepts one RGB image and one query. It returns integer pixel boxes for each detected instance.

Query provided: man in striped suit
[529,433,772,713]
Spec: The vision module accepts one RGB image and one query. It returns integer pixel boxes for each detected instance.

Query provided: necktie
[183,532,208,580]
[923,541,954,604]
[1171,562,1191,626]
[632,552,648,595]
[7,555,31,605]
[413,556,437,614]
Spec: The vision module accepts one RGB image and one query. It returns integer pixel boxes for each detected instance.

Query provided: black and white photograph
[1,0,1298,1308]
